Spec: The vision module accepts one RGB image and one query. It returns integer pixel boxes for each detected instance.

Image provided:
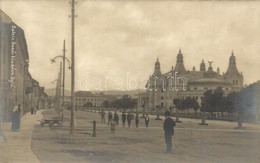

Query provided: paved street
[0,111,42,163]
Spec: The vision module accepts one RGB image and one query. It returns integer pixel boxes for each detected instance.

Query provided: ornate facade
[139,49,243,112]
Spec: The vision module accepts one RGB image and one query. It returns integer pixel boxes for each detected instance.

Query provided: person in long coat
[11,104,21,131]
[163,111,176,153]
[121,112,126,127]
[127,112,132,128]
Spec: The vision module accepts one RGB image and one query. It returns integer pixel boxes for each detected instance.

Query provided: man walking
[145,114,149,128]
[122,112,126,127]
[108,112,113,126]
[135,113,139,128]
[163,111,176,153]
[127,112,132,128]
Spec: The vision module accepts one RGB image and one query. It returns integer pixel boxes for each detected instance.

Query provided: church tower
[173,49,187,74]
[224,51,243,91]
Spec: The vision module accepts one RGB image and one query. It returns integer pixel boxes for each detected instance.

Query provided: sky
[1,0,260,91]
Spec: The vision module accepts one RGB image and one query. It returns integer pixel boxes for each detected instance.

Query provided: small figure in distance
[145,114,150,128]
[127,112,132,128]
[108,111,113,126]
[135,113,139,128]
[113,111,119,126]
[122,111,126,127]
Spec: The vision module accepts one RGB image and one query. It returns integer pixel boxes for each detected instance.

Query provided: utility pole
[62,40,66,122]
[70,0,76,135]
[59,62,62,119]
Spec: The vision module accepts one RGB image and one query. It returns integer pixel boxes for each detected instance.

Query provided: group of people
[99,109,176,154]
[99,110,150,128]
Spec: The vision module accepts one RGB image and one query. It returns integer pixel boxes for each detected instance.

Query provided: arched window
[233,80,235,85]
[236,80,238,85]
[179,78,182,84]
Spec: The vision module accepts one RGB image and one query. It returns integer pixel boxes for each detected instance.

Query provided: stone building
[0,9,47,121]
[75,91,107,107]
[139,49,243,112]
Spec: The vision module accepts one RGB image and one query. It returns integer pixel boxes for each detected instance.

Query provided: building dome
[189,78,231,86]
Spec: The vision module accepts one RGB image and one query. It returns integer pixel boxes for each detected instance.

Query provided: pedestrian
[122,112,126,127]
[135,113,139,128]
[163,111,176,153]
[113,111,119,126]
[100,109,105,123]
[11,104,21,131]
[34,107,37,114]
[127,112,132,128]
[145,114,150,128]
[0,128,7,142]
[108,112,113,126]
[31,106,34,114]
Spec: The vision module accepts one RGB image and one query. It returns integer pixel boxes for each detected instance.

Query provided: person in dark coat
[127,112,132,128]
[11,104,21,131]
[135,113,139,128]
[31,107,34,114]
[122,112,126,127]
[163,111,176,153]
[145,114,150,128]
[113,111,119,126]
[108,112,113,126]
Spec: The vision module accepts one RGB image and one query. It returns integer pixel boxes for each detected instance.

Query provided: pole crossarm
[50,56,71,69]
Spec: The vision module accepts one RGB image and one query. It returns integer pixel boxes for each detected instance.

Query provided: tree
[190,99,199,114]
[173,98,182,122]
[212,87,225,119]
[84,102,93,108]
[234,87,254,128]
[200,89,213,125]
[102,100,110,108]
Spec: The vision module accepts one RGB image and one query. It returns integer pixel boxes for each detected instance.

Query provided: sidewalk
[0,110,43,163]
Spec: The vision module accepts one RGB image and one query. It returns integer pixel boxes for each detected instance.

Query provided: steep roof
[224,52,242,78]
[173,49,187,74]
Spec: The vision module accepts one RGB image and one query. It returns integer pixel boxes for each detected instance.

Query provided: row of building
[0,10,48,122]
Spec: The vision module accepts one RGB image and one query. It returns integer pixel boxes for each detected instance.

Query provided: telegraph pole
[70,0,76,135]
[62,40,66,122]
[59,62,62,119]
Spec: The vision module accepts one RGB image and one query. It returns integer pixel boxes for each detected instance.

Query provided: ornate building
[139,49,243,112]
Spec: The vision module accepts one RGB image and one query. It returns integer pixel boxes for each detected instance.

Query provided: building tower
[148,58,164,111]
[173,49,187,74]
[224,51,243,91]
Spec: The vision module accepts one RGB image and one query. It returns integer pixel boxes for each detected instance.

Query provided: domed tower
[200,60,206,71]
[152,57,162,77]
[173,49,187,74]
[224,51,243,91]
[147,58,164,111]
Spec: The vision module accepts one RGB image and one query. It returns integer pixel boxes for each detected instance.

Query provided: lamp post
[50,40,71,122]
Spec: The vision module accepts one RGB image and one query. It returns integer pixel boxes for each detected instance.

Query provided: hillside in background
[45,88,71,97]
[45,89,145,97]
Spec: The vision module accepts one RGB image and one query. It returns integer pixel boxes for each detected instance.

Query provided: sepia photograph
[0,0,260,162]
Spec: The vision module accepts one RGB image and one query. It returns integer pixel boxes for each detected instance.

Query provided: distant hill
[92,89,146,97]
[45,88,71,97]
[45,88,146,98]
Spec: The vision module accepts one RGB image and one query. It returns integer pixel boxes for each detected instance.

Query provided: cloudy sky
[1,0,260,91]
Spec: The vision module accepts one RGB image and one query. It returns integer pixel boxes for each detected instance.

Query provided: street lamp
[50,40,71,122]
